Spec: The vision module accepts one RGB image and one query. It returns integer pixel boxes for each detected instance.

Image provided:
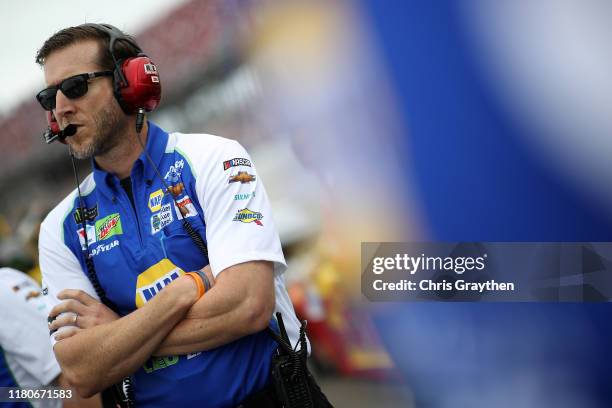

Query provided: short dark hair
[35,24,140,69]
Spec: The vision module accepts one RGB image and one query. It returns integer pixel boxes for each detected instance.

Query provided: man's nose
[54,89,76,120]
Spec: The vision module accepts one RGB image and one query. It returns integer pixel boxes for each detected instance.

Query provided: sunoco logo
[233,208,263,226]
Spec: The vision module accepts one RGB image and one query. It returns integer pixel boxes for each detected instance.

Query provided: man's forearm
[153,291,269,355]
[54,276,197,397]
[154,262,275,356]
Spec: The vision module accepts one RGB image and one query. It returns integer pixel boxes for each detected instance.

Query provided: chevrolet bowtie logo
[228,171,256,184]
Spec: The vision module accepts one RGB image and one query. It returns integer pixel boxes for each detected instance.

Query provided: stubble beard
[70,103,128,160]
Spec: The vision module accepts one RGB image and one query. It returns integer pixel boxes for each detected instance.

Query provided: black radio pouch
[268,313,334,408]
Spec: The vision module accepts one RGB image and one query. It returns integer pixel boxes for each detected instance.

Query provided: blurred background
[2,0,612,407]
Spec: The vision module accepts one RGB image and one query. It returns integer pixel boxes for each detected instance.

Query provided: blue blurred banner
[359,1,612,406]
[361,0,612,241]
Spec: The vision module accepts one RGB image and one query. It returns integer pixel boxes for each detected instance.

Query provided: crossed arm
[48,261,275,397]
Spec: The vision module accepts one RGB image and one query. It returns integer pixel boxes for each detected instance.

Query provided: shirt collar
[93,121,169,198]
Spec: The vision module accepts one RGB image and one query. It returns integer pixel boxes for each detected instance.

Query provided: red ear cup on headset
[45,111,67,144]
[83,23,162,114]
[46,111,61,134]
[115,56,161,113]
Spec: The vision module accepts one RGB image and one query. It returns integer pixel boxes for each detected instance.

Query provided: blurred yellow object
[314,261,341,299]
[348,347,394,370]
[0,214,12,238]
[27,265,42,286]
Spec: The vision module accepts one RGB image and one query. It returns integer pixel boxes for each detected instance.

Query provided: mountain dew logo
[95,213,123,241]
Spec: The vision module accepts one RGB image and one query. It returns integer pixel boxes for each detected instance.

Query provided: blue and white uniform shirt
[38,122,302,407]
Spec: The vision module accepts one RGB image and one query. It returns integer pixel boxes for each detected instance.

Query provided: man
[0,267,101,408]
[36,24,304,407]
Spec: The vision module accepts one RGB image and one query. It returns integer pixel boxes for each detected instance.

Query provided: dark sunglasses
[36,71,114,111]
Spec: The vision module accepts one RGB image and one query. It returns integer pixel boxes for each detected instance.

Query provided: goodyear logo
[223,157,251,171]
[233,208,263,226]
[95,214,122,241]
[148,189,164,212]
[90,239,119,256]
[135,259,184,308]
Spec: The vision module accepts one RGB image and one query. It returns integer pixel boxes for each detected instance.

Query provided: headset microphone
[42,128,59,144]
[63,124,77,137]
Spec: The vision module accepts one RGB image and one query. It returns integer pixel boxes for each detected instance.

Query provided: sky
[0,0,190,116]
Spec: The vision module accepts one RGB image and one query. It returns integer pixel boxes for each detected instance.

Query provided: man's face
[43,40,127,159]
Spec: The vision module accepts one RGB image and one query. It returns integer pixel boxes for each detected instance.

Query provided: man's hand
[48,289,120,341]
[50,274,199,397]
[48,267,213,342]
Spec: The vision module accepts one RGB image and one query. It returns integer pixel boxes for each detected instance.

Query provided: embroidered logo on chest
[135,259,184,308]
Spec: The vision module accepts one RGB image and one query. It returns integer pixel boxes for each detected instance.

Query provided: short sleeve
[39,215,100,347]
[0,283,61,385]
[194,139,287,277]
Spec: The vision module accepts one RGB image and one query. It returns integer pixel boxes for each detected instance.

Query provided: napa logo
[95,213,122,241]
[135,259,184,308]
[148,189,164,212]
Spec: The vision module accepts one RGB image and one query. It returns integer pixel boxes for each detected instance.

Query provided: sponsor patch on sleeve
[233,208,264,226]
[234,191,256,201]
[228,171,256,184]
[223,157,252,171]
